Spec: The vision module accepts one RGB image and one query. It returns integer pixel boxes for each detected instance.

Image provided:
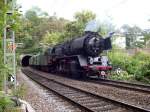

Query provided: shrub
[109,70,133,81]
[135,59,150,83]
[0,93,15,112]
[108,50,131,71]
[12,84,27,99]
[108,50,150,83]
[125,57,140,75]
[132,51,150,61]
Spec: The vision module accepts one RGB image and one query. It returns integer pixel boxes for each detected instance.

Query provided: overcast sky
[17,0,150,29]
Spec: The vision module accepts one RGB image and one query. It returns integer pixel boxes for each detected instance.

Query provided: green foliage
[65,21,83,38]
[17,47,42,54]
[0,38,8,90]
[0,1,6,35]
[0,94,15,112]
[132,51,150,61]
[135,62,150,83]
[17,7,68,54]
[134,52,150,83]
[109,71,133,81]
[0,92,20,112]
[41,32,61,46]
[0,0,20,91]
[64,10,96,38]
[108,50,130,71]
[22,35,35,48]
[109,50,150,83]
[13,84,27,99]
[0,0,7,91]
[74,10,96,24]
[0,50,13,91]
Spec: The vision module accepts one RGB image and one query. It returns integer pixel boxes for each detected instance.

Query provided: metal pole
[12,0,16,90]
[12,30,16,90]
[11,0,16,90]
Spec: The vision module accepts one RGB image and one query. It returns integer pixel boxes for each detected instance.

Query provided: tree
[25,6,48,21]
[17,7,68,54]
[41,32,61,46]
[74,10,96,24]
[64,10,96,38]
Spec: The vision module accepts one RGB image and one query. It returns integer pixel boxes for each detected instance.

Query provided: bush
[132,52,150,83]
[109,70,133,81]
[132,51,150,61]
[135,59,150,83]
[0,92,15,112]
[108,50,150,83]
[108,50,131,71]
[12,84,27,99]
[125,57,140,75]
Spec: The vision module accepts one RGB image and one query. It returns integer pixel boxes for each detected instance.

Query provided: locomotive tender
[28,30,114,79]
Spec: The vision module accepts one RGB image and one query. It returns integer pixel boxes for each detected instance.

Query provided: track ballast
[88,78,150,94]
[22,68,150,112]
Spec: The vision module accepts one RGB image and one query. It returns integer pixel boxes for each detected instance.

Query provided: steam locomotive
[27,30,114,79]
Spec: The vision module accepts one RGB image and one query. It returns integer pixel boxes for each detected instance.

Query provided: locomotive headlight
[88,57,94,64]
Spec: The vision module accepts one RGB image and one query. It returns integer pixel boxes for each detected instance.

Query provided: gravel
[17,70,81,112]
[25,67,150,110]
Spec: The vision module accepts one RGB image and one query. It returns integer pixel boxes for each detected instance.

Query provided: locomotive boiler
[52,31,111,57]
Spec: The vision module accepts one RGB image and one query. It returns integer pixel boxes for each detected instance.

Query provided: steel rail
[88,78,150,94]
[22,68,150,112]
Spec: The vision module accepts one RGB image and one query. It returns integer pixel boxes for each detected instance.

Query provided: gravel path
[26,67,150,110]
[17,70,81,112]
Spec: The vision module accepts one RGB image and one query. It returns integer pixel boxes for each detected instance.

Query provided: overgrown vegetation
[108,50,150,83]
[0,92,15,112]
[0,96,22,112]
[12,84,27,99]
[0,1,23,111]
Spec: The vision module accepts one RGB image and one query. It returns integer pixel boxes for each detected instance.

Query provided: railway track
[22,69,150,112]
[88,78,150,94]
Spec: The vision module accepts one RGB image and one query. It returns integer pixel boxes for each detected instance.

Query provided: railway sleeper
[67,95,88,99]
[81,102,108,108]
[91,104,117,112]
[59,92,79,96]
[72,96,93,101]
[78,100,106,106]
[77,99,102,104]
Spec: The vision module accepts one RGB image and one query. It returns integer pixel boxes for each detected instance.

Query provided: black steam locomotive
[26,30,114,79]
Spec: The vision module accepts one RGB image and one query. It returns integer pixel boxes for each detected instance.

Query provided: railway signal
[3,0,16,94]
[7,42,16,52]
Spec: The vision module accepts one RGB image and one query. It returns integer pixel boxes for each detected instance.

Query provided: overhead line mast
[3,0,16,93]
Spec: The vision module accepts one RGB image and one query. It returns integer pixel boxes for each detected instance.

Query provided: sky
[17,0,150,29]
